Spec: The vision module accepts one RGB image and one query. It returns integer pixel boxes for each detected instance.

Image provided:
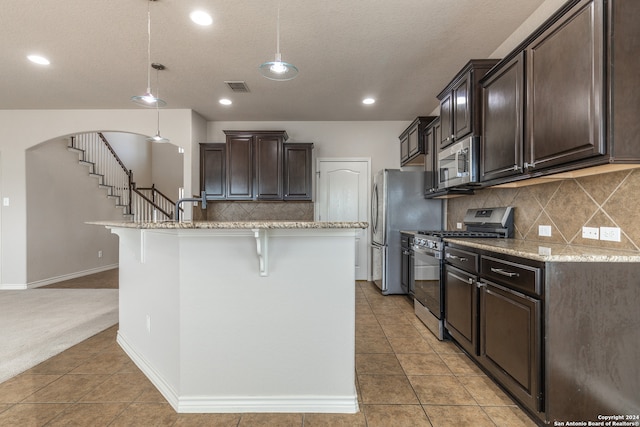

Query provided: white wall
[0,109,203,287]
[151,143,184,202]
[26,138,121,284]
[490,0,568,58]
[103,132,153,187]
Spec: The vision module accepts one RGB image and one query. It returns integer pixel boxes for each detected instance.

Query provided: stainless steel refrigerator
[371,169,442,294]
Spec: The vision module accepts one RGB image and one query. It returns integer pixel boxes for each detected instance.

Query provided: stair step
[89,173,104,179]
[79,160,94,167]
[67,146,84,154]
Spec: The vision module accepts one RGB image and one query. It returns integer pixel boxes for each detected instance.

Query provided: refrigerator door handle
[371,183,378,235]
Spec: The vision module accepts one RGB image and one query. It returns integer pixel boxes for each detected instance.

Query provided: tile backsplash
[447,169,640,251]
[193,201,314,221]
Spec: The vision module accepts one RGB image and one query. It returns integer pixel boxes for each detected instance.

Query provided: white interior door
[316,158,370,280]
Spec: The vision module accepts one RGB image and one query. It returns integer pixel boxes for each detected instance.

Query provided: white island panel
[107,224,362,414]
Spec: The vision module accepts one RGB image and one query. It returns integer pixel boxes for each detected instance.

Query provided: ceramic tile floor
[0,280,538,426]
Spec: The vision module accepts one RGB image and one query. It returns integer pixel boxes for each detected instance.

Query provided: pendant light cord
[276,7,280,55]
[146,1,152,91]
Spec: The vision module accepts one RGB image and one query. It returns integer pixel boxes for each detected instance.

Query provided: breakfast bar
[90,220,368,414]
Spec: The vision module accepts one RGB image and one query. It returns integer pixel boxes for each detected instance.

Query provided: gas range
[411,207,514,341]
[414,207,514,252]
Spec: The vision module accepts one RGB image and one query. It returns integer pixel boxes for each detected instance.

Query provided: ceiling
[2,0,546,121]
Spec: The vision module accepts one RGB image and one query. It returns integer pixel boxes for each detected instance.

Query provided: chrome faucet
[175,191,207,221]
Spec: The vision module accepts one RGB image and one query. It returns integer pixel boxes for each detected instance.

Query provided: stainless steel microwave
[437,136,479,189]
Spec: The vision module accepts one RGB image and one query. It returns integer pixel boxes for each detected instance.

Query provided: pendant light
[132,0,166,107]
[147,63,169,143]
[259,6,298,81]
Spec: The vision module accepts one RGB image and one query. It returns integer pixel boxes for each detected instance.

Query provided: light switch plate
[582,226,599,240]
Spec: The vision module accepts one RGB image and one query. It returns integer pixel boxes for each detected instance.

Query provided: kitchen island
[90,220,368,414]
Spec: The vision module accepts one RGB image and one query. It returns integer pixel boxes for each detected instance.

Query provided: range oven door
[413,246,442,318]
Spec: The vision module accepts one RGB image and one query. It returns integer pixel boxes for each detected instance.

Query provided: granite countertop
[88,220,369,230]
[445,238,640,262]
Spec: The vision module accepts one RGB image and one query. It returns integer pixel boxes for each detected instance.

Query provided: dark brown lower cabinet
[444,264,477,357]
[444,242,640,425]
[479,280,541,413]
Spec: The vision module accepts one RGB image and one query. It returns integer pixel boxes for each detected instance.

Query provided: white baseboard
[117,332,359,414]
[0,284,28,290]
[117,331,180,410]
[26,264,118,289]
[177,395,359,414]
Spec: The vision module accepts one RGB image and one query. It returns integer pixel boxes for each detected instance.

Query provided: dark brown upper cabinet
[399,116,436,166]
[223,130,287,200]
[201,131,314,201]
[525,0,605,171]
[480,52,525,183]
[200,143,226,200]
[437,60,500,149]
[283,143,314,200]
[254,133,284,200]
[480,0,640,187]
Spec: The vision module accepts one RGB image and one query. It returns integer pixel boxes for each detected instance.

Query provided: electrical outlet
[600,227,621,242]
[538,246,552,256]
[98,250,103,258]
[456,222,463,229]
[538,225,552,237]
[582,227,599,240]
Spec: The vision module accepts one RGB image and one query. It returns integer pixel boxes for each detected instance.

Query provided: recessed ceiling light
[190,10,212,26]
[362,98,376,105]
[27,55,50,65]
[219,98,232,106]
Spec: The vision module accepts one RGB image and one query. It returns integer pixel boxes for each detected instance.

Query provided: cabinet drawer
[481,255,542,297]
[444,247,479,274]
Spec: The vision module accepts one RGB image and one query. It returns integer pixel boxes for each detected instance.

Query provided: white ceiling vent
[225,81,250,92]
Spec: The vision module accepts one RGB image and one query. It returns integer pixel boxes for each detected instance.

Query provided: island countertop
[88,220,369,230]
[445,237,640,262]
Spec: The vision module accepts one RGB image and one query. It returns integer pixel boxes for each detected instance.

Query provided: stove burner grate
[416,230,503,239]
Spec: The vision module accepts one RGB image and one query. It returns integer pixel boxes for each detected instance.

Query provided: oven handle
[413,246,441,259]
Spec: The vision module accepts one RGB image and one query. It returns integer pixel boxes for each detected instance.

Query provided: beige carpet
[0,289,118,383]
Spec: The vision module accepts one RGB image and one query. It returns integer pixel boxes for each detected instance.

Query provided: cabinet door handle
[524,161,535,169]
[447,254,468,262]
[490,267,519,278]
[402,250,411,255]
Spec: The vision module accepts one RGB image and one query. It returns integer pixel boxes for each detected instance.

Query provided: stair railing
[70,132,132,213]
[131,184,183,221]
[69,132,179,221]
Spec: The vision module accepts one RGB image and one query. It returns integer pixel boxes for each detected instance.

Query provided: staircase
[68,132,177,221]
